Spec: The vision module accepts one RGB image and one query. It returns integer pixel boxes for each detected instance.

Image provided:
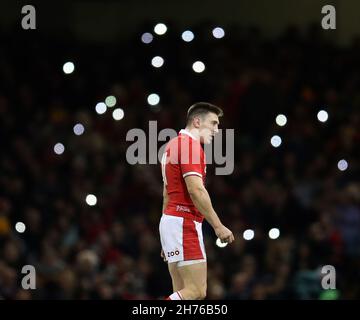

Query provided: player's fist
[214,224,234,244]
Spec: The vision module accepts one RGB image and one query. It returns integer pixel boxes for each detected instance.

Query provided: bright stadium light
[15,222,26,233]
[216,237,228,248]
[105,95,117,107]
[271,135,282,148]
[95,102,107,114]
[181,30,194,42]
[151,56,164,68]
[192,61,205,73]
[154,23,167,35]
[141,32,153,44]
[86,194,97,206]
[73,123,85,136]
[317,110,329,122]
[212,27,225,39]
[112,108,124,121]
[269,228,280,239]
[243,229,254,241]
[147,93,160,106]
[54,143,65,155]
[276,114,287,127]
[63,62,75,74]
[337,159,348,171]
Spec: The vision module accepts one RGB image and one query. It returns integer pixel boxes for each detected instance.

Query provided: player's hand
[214,224,235,244]
[160,249,166,262]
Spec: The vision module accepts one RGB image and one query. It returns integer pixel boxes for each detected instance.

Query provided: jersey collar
[179,129,198,140]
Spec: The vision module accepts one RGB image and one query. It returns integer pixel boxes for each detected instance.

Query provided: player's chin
[203,136,213,144]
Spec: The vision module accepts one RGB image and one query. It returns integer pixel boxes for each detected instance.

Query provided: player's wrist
[213,222,224,230]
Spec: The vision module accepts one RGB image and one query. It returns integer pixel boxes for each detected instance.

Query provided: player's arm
[184,175,234,244]
[162,184,169,213]
[160,184,169,261]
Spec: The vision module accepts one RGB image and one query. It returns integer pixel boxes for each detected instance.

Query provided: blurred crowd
[0,22,360,299]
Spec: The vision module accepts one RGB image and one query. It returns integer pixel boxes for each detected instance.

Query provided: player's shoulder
[166,132,201,152]
[167,132,194,144]
[166,134,181,148]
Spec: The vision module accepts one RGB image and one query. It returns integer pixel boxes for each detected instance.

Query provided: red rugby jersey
[161,129,206,222]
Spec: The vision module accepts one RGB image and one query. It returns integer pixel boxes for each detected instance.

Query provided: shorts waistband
[162,212,204,223]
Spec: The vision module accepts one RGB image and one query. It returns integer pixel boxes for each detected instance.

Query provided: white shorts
[159,214,206,266]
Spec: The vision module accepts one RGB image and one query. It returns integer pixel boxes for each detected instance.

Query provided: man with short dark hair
[160,102,234,300]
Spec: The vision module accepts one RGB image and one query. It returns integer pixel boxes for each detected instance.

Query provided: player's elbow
[187,185,205,198]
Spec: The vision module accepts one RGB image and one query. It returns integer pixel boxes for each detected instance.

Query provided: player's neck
[184,127,200,140]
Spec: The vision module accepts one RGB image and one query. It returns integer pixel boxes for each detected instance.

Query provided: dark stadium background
[0,0,359,300]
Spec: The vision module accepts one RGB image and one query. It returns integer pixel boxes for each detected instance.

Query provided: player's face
[199,112,219,144]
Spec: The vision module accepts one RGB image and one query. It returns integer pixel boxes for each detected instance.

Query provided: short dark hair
[186,102,223,125]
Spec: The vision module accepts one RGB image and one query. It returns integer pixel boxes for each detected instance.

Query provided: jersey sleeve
[179,138,203,179]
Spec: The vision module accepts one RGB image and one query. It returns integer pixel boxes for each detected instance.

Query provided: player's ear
[193,116,201,128]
